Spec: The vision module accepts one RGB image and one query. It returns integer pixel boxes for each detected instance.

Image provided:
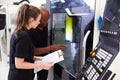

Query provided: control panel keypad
[84,48,113,80]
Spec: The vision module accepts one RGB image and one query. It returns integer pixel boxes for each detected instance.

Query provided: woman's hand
[39,62,54,70]
[34,56,43,60]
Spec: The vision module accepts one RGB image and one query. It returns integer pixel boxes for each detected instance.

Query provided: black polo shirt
[28,27,48,56]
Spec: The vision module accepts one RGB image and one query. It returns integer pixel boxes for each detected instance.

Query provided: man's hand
[50,44,67,51]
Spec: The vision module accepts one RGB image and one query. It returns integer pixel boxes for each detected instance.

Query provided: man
[28,6,66,80]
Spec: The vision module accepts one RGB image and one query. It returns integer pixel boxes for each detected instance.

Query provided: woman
[8,4,54,80]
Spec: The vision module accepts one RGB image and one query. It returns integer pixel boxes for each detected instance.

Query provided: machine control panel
[78,47,114,80]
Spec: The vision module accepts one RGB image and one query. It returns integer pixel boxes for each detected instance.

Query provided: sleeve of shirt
[15,34,29,58]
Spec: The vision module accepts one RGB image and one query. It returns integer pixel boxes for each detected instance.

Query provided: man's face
[38,14,49,28]
[40,17,49,27]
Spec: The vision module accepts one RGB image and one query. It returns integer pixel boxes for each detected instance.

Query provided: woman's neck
[26,25,31,30]
[38,27,43,30]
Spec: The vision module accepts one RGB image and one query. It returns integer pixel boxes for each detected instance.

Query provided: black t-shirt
[8,31,34,80]
[28,27,48,56]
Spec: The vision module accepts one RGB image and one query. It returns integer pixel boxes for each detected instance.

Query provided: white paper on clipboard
[34,50,64,73]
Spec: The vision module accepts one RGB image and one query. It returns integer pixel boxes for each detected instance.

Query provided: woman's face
[30,14,41,29]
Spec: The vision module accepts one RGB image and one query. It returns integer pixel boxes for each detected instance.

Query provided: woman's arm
[15,57,54,70]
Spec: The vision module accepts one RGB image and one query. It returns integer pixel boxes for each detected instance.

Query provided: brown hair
[37,6,50,28]
[15,4,41,35]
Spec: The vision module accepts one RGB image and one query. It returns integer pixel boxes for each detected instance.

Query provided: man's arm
[34,46,51,55]
[34,44,67,55]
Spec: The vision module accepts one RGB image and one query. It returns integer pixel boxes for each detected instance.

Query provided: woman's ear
[29,17,34,23]
[28,18,35,28]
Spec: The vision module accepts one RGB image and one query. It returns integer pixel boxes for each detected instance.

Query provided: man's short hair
[38,6,50,27]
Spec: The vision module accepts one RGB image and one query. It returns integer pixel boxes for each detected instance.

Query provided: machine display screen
[65,15,73,42]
